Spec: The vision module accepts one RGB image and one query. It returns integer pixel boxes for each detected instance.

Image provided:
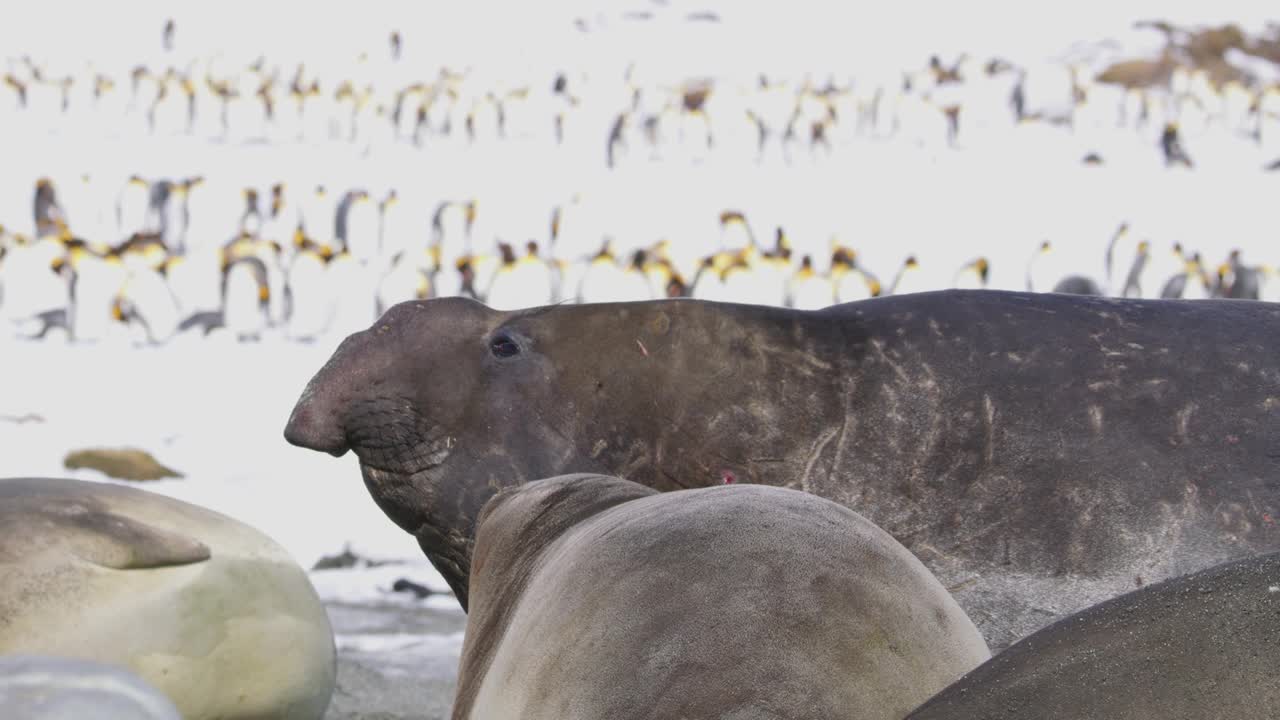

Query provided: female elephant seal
[0,478,336,720]
[454,474,990,720]
[908,550,1280,719]
[284,290,1280,650]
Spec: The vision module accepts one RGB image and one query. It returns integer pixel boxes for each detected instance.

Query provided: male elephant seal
[454,474,990,720]
[908,550,1280,719]
[0,478,336,720]
[284,291,1280,649]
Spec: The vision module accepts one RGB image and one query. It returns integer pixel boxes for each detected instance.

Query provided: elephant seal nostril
[283,404,350,456]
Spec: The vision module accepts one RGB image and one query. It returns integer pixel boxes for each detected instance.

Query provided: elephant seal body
[908,550,1280,719]
[285,291,1280,649]
[455,475,990,720]
[0,478,336,720]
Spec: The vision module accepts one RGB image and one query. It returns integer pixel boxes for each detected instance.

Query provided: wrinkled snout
[284,398,349,457]
[283,330,377,457]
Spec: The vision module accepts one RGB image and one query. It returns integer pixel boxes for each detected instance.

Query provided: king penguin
[117,175,152,239]
[789,255,834,309]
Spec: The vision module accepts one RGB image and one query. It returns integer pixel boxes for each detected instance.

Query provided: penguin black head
[800,255,813,271]
[525,240,539,257]
[666,275,687,298]
[630,249,647,270]
[498,243,516,265]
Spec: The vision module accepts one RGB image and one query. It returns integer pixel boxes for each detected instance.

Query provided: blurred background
[1,1,1278,716]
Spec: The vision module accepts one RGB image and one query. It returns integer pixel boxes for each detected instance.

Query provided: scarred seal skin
[285,290,1280,650]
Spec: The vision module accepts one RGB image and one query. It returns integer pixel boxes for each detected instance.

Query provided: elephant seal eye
[490,334,520,358]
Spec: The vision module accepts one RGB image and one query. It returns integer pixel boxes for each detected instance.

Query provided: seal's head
[285,296,817,605]
[284,298,607,604]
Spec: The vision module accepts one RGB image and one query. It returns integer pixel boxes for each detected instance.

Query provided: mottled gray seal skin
[284,290,1280,649]
[908,550,1280,719]
[454,474,990,720]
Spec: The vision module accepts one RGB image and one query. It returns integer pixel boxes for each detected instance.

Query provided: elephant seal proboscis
[284,291,1280,649]
[908,550,1280,719]
[454,474,990,720]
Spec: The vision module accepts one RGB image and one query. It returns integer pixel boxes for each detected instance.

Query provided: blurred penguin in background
[340,189,380,263]
[33,178,65,237]
[789,255,834,309]
[117,175,152,239]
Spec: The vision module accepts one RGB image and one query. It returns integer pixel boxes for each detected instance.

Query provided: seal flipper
[52,504,212,569]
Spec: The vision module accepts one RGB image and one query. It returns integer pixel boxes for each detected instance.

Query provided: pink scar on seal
[721,470,736,484]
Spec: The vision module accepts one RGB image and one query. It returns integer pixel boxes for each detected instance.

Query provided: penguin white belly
[791,277,834,310]
[160,198,188,252]
[69,260,126,343]
[722,270,770,305]
[470,256,501,300]
[433,267,467,298]
[286,254,335,340]
[118,187,152,238]
[486,268,532,311]
[265,261,289,327]
[166,251,223,317]
[345,205,381,263]
[123,268,181,344]
[302,196,337,247]
[261,207,299,246]
[579,265,635,304]
[611,271,654,303]
[754,267,791,307]
[380,205,420,259]
[327,259,379,338]
[1182,276,1211,300]
[223,262,268,339]
[893,270,933,296]
[1139,254,1180,300]
[837,273,875,303]
[953,271,986,291]
[690,272,725,302]
[1260,274,1280,303]
[377,260,427,311]
[184,187,241,253]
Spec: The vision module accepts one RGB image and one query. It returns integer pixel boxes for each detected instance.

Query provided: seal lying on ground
[0,478,336,720]
[284,291,1280,649]
[454,474,990,720]
[908,550,1280,719]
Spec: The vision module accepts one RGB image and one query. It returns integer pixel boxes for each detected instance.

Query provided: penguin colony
[3,18,1280,344]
